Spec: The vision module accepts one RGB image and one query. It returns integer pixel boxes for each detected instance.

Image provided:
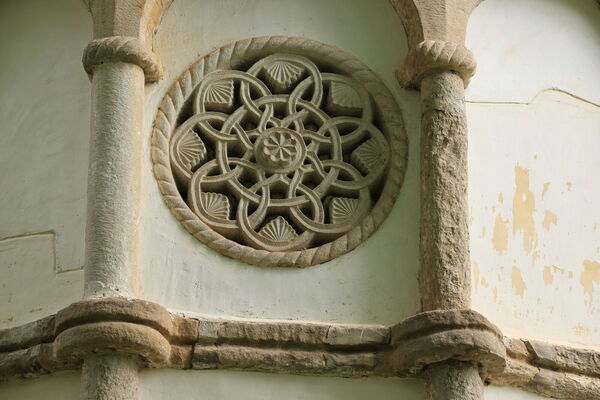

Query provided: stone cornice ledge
[1,301,599,400]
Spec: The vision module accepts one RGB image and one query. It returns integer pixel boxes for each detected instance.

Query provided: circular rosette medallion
[152,37,407,267]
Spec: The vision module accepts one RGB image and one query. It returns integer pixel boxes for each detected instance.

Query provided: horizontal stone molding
[398,40,476,89]
[491,358,600,400]
[197,318,390,349]
[389,309,506,377]
[526,339,600,378]
[82,36,163,83]
[54,322,171,366]
[0,316,55,353]
[192,317,391,377]
[193,345,382,377]
[53,297,197,344]
[0,343,76,382]
[55,298,172,338]
[51,298,196,368]
[2,309,600,399]
[488,337,600,400]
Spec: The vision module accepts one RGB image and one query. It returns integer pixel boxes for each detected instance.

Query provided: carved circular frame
[151,36,408,267]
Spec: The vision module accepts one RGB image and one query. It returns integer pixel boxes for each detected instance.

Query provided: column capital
[81,0,174,82]
[397,40,476,89]
[82,36,163,83]
[389,0,482,88]
[83,0,173,48]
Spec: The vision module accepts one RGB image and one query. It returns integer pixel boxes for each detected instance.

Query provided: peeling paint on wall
[541,182,550,200]
[512,166,536,253]
[512,266,526,297]
[467,1,600,348]
[541,211,557,231]
[543,266,553,286]
[580,260,600,304]
[492,215,509,253]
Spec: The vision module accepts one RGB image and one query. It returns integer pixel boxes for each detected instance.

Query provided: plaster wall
[0,0,90,328]
[485,386,555,400]
[0,0,597,398]
[140,369,424,399]
[140,0,421,326]
[0,372,80,400]
[466,0,600,347]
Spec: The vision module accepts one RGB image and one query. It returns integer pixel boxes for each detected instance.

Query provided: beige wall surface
[140,0,422,325]
[0,0,90,328]
[467,0,600,346]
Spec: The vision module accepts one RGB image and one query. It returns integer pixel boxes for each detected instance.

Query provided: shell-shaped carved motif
[327,81,362,116]
[205,80,234,113]
[330,197,360,224]
[175,128,207,171]
[151,37,407,268]
[258,216,298,242]
[263,61,304,93]
[351,138,381,175]
[201,192,230,220]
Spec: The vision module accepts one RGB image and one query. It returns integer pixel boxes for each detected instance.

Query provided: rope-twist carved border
[83,36,163,83]
[151,36,408,267]
[398,40,476,88]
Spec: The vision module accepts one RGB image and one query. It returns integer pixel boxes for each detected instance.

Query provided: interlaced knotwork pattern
[152,37,408,267]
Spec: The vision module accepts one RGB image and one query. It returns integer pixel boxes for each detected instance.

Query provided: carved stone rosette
[152,37,408,267]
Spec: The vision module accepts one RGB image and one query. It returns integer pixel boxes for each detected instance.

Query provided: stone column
[82,36,162,298]
[81,354,140,400]
[425,360,484,400]
[418,63,472,311]
[85,60,143,298]
[74,1,171,398]
[75,36,163,400]
[398,40,487,398]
